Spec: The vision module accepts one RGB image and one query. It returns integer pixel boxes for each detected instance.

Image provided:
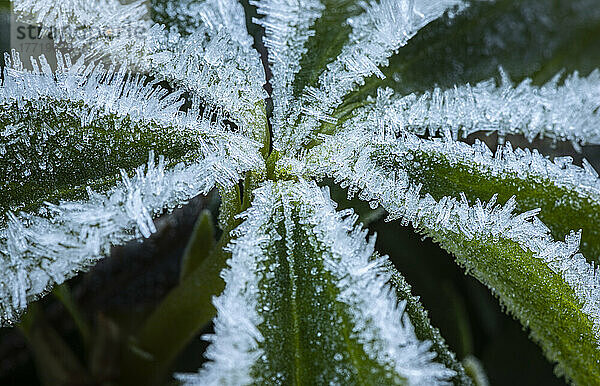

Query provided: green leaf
[308,117,600,260]
[303,129,600,384]
[179,210,216,282]
[341,0,600,110]
[292,0,362,97]
[461,356,489,386]
[0,56,263,325]
[247,186,394,384]
[178,181,456,384]
[14,0,269,148]
[393,141,600,261]
[383,260,473,386]
[424,224,600,385]
[321,0,600,146]
[0,97,198,214]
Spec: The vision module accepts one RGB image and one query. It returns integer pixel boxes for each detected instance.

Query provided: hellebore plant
[1,0,600,384]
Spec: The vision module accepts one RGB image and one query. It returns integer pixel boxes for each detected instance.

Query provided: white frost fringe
[13,0,267,139]
[0,150,258,325]
[177,180,454,385]
[362,69,600,148]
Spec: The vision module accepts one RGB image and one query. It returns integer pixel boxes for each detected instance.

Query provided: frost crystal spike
[364,70,600,147]
[177,180,454,385]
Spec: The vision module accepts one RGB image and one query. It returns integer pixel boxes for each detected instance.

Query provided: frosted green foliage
[251,0,467,153]
[305,90,600,259]
[251,0,325,144]
[299,127,600,383]
[291,0,364,97]
[275,0,466,153]
[0,52,264,325]
[139,25,267,142]
[0,50,261,211]
[313,0,465,103]
[138,0,266,137]
[342,0,600,104]
[5,0,600,383]
[177,180,454,385]
[13,0,268,142]
[383,261,473,385]
[355,70,600,148]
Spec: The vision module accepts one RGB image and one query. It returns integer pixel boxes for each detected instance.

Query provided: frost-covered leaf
[304,0,464,111]
[144,0,269,146]
[13,0,269,144]
[252,0,325,144]
[303,91,600,260]
[291,0,361,96]
[255,0,465,153]
[350,70,600,147]
[0,52,264,325]
[342,0,600,106]
[387,137,600,261]
[332,0,600,146]
[298,129,600,384]
[177,180,455,385]
[383,260,472,385]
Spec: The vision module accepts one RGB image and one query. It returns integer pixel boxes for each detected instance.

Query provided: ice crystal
[361,69,600,147]
[178,180,454,385]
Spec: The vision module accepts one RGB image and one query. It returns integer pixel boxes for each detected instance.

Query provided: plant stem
[179,210,216,282]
